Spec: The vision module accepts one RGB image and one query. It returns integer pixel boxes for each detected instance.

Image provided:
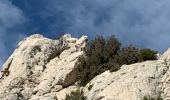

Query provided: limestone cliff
[0,34,87,100]
[0,34,170,100]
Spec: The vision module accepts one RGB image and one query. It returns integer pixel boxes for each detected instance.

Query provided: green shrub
[76,35,158,86]
[118,45,142,65]
[142,95,163,100]
[76,35,122,86]
[88,84,93,91]
[140,48,157,61]
[103,62,120,72]
[105,35,121,58]
[65,89,86,100]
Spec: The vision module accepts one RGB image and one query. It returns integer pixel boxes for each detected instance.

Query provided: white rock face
[0,33,87,100]
[84,61,167,100]
[83,49,170,100]
[1,33,170,100]
[159,49,170,100]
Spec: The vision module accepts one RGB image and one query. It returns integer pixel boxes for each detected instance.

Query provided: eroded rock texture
[1,34,170,100]
[0,34,87,100]
[83,49,170,100]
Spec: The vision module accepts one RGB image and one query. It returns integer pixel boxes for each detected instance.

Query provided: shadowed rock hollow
[0,34,170,100]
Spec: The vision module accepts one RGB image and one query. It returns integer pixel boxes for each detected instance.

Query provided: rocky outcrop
[159,48,170,100]
[83,50,170,100]
[1,33,170,100]
[0,34,87,100]
[84,61,167,100]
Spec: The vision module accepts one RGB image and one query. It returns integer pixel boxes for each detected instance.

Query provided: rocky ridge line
[0,34,170,100]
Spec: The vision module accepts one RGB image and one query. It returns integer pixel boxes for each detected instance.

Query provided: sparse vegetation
[140,48,157,61]
[118,45,141,65]
[76,35,158,86]
[142,95,163,100]
[88,84,93,91]
[65,89,86,100]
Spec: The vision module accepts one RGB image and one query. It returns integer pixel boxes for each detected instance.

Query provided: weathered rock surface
[83,50,170,100]
[0,34,87,100]
[160,48,170,100]
[1,33,170,100]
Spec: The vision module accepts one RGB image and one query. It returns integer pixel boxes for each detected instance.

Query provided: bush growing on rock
[140,48,157,61]
[142,95,163,100]
[118,45,142,65]
[65,89,86,100]
[105,35,121,58]
[76,35,121,86]
[88,84,93,90]
[76,35,158,86]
